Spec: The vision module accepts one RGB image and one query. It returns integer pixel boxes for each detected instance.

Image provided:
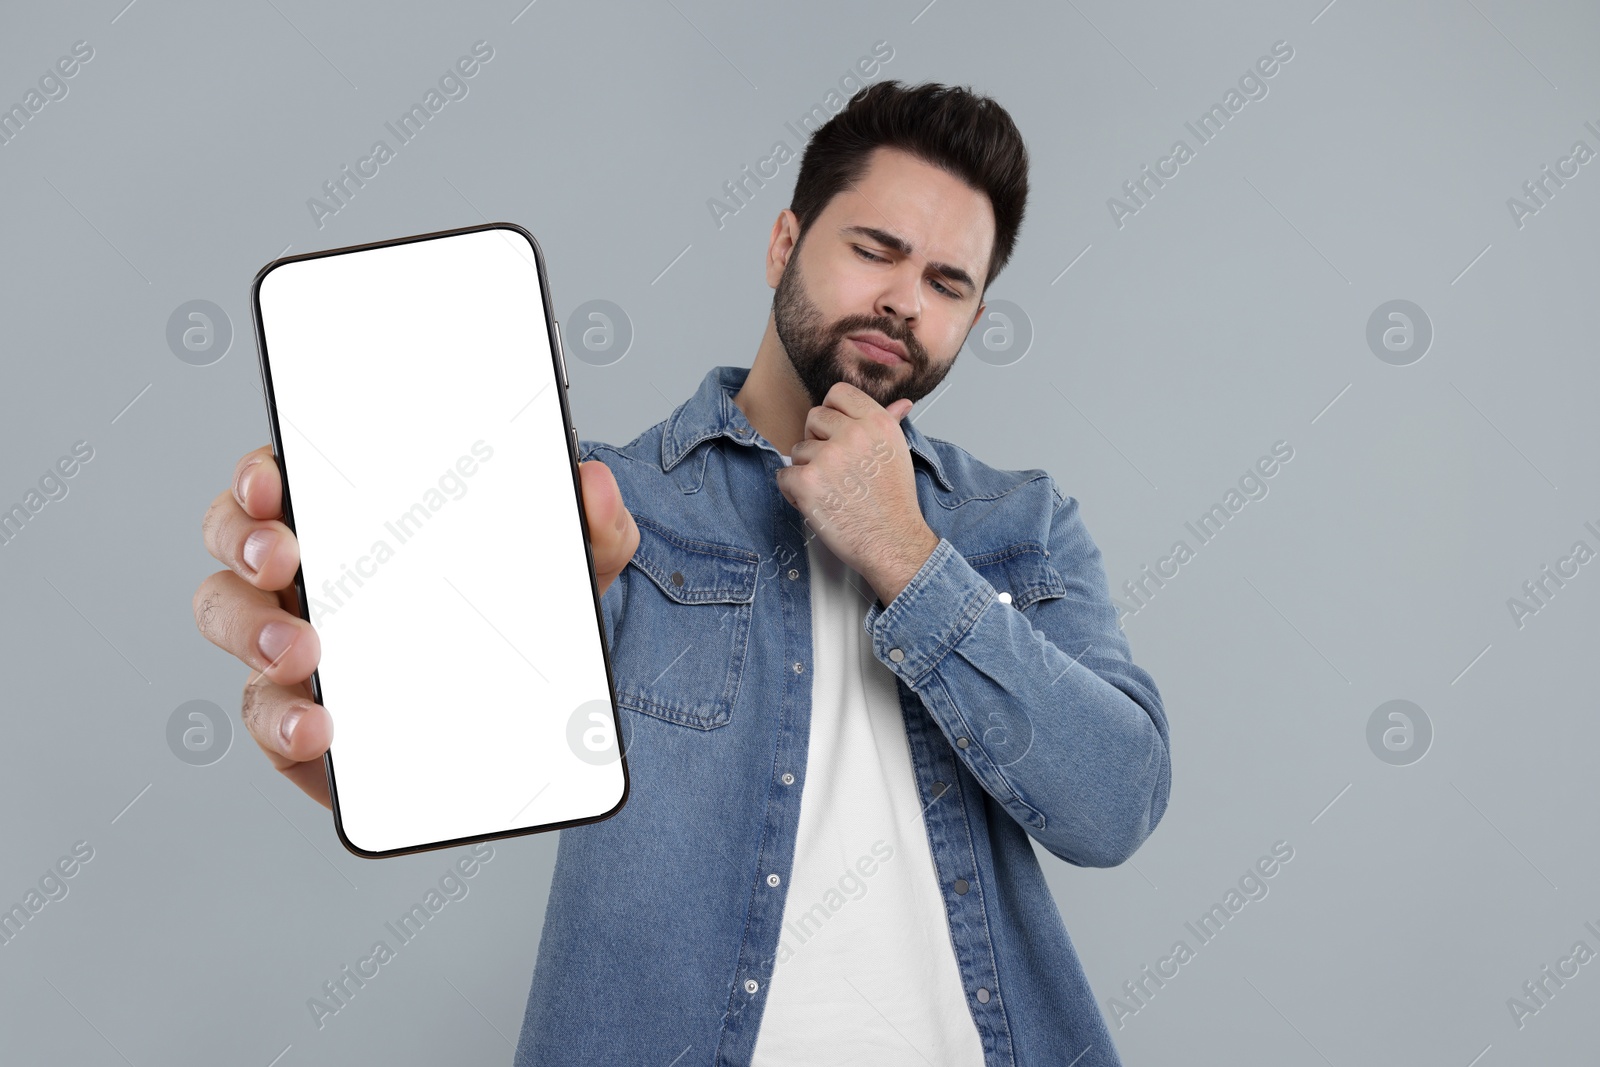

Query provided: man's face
[771,146,995,411]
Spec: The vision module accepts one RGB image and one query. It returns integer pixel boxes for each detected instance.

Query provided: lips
[848,333,907,365]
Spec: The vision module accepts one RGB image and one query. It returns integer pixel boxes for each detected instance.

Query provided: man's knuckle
[193,579,222,633]
[201,496,225,550]
[240,677,266,733]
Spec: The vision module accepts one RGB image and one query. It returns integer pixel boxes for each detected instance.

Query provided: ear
[766,210,802,289]
[969,299,987,331]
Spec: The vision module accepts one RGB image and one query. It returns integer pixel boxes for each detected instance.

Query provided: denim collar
[661,365,954,492]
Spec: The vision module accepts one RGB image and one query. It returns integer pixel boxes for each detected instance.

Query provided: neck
[730,314,811,455]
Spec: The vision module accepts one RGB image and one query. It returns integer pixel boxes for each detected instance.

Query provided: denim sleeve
[862,492,1171,868]
[599,565,625,650]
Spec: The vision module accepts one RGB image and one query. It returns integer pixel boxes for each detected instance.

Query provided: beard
[772,245,955,411]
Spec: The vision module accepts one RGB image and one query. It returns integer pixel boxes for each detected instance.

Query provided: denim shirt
[514,365,1171,1066]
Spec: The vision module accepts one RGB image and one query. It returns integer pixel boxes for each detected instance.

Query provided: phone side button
[554,321,570,390]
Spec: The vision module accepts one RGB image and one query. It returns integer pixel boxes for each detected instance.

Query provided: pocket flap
[628,516,760,605]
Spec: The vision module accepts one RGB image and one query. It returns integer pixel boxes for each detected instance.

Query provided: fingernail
[614,509,628,533]
[242,529,275,574]
[280,706,305,750]
[258,621,296,665]
[235,458,262,508]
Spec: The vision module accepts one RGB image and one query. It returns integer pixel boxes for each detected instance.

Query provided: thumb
[889,398,913,420]
[579,460,636,588]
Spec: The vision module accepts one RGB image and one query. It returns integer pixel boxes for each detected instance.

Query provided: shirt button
[956,737,969,749]
[976,987,991,1004]
[745,979,759,995]
[997,591,1012,604]
[787,568,800,580]
[781,772,795,785]
[767,873,781,887]
[670,571,684,587]
[793,661,804,674]
[888,647,905,662]
[954,878,969,895]
[931,780,947,798]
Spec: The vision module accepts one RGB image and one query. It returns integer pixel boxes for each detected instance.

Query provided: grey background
[2,0,1595,1063]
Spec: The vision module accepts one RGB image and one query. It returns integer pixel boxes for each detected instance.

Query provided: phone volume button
[554,321,570,390]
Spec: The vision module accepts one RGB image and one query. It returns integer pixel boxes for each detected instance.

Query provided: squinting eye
[853,246,884,263]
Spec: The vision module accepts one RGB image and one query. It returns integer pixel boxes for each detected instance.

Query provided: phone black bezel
[249,221,630,859]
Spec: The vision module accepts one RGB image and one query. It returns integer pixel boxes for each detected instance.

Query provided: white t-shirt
[752,458,985,1065]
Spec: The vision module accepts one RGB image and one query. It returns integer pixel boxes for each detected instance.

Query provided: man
[195,80,1171,1065]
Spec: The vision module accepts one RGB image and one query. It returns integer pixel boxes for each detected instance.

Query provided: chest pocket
[967,542,1068,611]
[615,516,761,730]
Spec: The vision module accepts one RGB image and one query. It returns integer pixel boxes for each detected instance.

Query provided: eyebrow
[839,225,977,294]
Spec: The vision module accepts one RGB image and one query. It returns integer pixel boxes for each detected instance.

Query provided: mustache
[831,314,924,365]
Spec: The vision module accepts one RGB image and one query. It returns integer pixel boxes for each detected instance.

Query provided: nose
[875,264,920,328]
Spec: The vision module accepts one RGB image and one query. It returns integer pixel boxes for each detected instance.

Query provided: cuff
[862,536,993,683]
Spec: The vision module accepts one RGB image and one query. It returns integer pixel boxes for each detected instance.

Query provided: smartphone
[251,222,628,858]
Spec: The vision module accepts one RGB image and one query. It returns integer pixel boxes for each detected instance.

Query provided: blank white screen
[256,226,624,856]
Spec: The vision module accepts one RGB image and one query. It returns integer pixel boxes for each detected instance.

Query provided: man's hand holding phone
[193,446,638,810]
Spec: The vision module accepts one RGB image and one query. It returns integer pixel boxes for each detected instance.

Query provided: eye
[853,246,885,263]
[930,278,958,298]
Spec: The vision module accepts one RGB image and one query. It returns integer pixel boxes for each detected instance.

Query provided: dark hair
[788,80,1029,294]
